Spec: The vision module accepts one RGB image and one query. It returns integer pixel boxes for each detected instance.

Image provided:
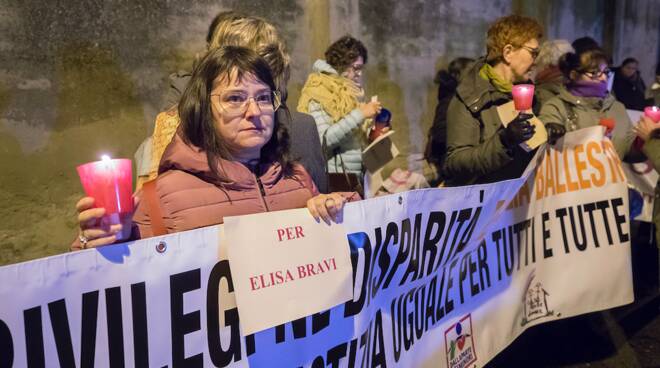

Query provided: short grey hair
[536,39,574,70]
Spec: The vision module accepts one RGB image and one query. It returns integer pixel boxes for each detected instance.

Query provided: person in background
[298,35,382,193]
[424,57,474,186]
[613,57,647,111]
[534,39,574,105]
[163,10,247,108]
[443,15,544,186]
[539,48,644,162]
[139,13,328,193]
[73,47,356,249]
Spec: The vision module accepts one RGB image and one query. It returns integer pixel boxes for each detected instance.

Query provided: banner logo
[521,271,556,326]
[445,314,477,368]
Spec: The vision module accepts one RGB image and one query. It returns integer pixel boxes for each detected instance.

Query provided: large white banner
[0,127,632,367]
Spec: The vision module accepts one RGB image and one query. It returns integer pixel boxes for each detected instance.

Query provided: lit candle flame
[101,154,111,162]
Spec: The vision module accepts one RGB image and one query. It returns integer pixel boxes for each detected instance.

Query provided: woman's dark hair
[571,36,599,54]
[178,46,292,180]
[558,48,609,80]
[325,35,368,73]
[434,57,474,100]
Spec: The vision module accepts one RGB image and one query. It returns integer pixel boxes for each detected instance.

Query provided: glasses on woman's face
[348,63,364,75]
[581,68,612,81]
[212,90,281,116]
[520,45,540,60]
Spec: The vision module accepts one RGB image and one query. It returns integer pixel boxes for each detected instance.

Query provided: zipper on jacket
[255,176,269,211]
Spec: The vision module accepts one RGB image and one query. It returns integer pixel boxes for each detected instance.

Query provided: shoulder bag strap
[142,179,167,236]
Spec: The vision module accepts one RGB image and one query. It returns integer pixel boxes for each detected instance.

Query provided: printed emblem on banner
[445,314,477,368]
[521,271,555,326]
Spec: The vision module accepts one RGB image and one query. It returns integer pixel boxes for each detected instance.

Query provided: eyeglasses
[581,68,612,80]
[520,45,540,60]
[348,63,364,75]
[211,90,281,115]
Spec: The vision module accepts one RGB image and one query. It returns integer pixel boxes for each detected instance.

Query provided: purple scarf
[568,80,608,98]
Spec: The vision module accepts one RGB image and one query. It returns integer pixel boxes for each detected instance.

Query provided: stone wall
[0,0,658,265]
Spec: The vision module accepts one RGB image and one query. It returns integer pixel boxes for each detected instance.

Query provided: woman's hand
[74,197,129,249]
[307,192,346,225]
[359,101,382,119]
[633,116,659,142]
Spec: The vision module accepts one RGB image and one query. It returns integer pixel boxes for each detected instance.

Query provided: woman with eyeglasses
[443,15,544,186]
[298,35,382,193]
[539,48,643,162]
[72,47,355,249]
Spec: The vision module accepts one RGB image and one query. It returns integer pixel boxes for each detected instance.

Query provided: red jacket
[132,132,321,237]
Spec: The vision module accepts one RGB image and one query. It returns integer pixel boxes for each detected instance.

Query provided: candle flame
[101,154,111,162]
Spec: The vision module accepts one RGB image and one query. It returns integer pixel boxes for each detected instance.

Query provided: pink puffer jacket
[132,132,322,238]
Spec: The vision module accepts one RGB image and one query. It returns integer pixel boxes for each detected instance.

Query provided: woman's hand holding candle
[73,155,136,250]
[500,113,535,148]
[72,196,138,250]
[633,115,660,142]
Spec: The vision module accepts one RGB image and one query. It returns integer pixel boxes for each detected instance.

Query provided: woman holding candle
[73,46,356,249]
[297,35,383,192]
[539,48,643,162]
[443,15,550,186]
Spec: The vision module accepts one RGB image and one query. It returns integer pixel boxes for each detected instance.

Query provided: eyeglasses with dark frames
[520,45,540,59]
[581,68,612,80]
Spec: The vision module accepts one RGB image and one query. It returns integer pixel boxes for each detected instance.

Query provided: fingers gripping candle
[77,155,134,240]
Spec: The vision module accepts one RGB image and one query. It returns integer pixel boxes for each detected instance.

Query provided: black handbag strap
[322,133,364,195]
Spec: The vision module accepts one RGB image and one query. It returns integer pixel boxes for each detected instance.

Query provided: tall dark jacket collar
[455,58,509,114]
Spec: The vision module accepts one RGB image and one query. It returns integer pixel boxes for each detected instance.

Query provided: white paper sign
[224,208,353,335]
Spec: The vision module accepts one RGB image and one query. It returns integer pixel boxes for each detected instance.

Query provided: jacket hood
[455,58,501,113]
[158,130,284,190]
[536,80,564,96]
[312,59,339,75]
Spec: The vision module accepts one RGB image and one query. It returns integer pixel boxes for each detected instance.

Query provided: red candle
[644,106,660,123]
[511,84,535,111]
[77,156,133,240]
